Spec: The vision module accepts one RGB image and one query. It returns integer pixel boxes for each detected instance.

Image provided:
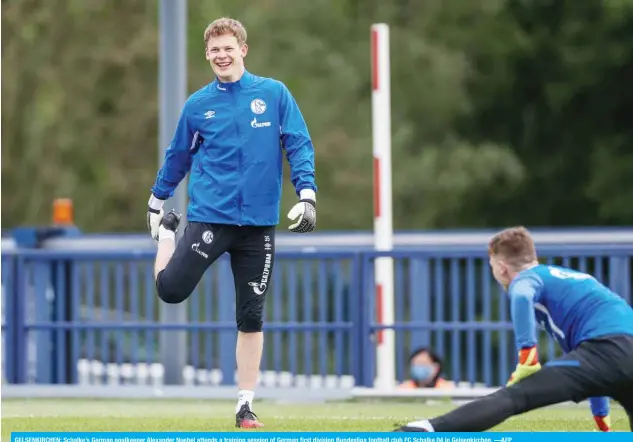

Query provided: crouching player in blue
[146,17,317,428]
[396,226,633,432]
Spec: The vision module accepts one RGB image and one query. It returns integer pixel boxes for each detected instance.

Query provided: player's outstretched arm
[279,83,317,233]
[147,100,197,240]
[590,396,612,432]
[507,277,542,386]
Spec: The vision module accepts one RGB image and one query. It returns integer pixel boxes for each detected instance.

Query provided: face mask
[410,364,436,382]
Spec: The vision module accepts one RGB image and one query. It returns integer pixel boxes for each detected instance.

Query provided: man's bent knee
[156,270,191,304]
[158,288,190,304]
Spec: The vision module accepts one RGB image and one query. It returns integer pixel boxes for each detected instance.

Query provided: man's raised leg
[155,218,230,305]
[154,211,180,280]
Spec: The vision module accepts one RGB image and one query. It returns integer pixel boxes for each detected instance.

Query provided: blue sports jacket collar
[213,70,255,90]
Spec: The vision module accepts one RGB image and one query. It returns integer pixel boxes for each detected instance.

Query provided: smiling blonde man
[146,18,317,428]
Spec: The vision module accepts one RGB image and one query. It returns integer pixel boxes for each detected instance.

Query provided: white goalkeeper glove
[147,195,166,240]
[287,189,316,233]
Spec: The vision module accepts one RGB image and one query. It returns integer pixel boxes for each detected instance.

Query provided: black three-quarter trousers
[156,221,275,332]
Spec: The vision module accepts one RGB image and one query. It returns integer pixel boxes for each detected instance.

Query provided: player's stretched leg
[229,226,275,429]
[396,336,633,432]
[397,362,593,432]
[155,218,231,304]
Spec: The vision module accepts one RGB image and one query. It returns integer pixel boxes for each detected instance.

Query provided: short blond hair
[204,17,247,47]
[488,226,537,267]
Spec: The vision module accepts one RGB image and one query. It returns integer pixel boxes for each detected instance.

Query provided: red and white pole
[371,23,396,389]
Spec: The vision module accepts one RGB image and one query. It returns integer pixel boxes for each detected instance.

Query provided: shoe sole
[237,419,264,429]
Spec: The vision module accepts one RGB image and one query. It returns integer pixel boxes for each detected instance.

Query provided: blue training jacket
[507,264,633,419]
[508,264,633,353]
[151,71,317,226]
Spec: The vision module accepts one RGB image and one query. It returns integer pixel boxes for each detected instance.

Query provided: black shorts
[430,334,633,432]
[156,221,275,332]
[538,334,633,407]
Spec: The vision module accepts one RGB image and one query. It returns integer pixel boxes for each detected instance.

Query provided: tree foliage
[3,0,632,232]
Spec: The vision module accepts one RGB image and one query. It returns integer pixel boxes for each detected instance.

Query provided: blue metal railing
[1,244,631,388]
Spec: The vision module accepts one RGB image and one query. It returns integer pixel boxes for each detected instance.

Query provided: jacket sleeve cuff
[299,189,316,202]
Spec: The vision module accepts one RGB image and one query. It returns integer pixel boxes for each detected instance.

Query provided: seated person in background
[399,347,455,389]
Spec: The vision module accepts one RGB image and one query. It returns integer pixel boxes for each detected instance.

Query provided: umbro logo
[204,110,215,119]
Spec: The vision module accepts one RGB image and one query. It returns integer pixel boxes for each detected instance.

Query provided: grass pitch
[1,399,630,435]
